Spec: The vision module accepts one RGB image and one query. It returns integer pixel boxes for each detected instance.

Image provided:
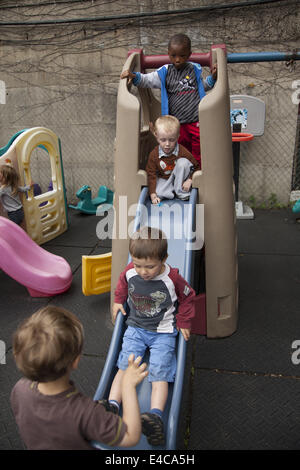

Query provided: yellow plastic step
[82,252,112,296]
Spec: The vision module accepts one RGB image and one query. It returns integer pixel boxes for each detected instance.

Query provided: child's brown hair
[129,226,168,261]
[13,306,84,382]
[0,164,20,195]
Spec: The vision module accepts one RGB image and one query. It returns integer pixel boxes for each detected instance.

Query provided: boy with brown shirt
[146,115,200,205]
[10,306,148,450]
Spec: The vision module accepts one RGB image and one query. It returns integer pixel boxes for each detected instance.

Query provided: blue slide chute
[92,187,198,450]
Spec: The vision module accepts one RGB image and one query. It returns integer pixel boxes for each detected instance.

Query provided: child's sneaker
[97,399,119,414]
[141,412,165,446]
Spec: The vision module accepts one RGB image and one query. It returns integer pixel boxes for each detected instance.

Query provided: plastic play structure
[292,199,300,213]
[230,95,265,219]
[0,127,68,245]
[69,184,114,215]
[81,44,239,450]
[0,128,72,297]
[82,252,112,296]
[0,216,72,297]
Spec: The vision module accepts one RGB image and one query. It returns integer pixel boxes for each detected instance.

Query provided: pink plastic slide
[0,216,72,297]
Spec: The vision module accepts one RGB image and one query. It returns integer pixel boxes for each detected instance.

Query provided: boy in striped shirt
[121,33,217,166]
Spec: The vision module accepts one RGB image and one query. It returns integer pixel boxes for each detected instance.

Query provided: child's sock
[150,408,163,420]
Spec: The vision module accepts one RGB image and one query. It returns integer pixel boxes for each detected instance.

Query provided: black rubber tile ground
[1,208,300,451]
[188,368,300,450]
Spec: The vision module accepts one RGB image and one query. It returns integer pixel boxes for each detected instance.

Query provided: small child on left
[0,164,33,225]
[146,115,200,205]
[11,306,148,450]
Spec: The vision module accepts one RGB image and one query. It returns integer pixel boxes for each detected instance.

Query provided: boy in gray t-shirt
[103,226,195,447]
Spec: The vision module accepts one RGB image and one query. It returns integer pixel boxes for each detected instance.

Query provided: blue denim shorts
[117,326,178,382]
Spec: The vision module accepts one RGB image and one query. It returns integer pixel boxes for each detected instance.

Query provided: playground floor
[1,207,300,451]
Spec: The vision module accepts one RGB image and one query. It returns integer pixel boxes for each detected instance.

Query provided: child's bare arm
[182,178,192,192]
[211,63,217,80]
[150,193,161,205]
[112,302,127,323]
[118,354,148,447]
[180,328,191,341]
[120,70,136,83]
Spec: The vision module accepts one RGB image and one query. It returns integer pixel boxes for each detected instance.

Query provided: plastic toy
[230,95,266,219]
[292,198,300,213]
[232,131,254,219]
[0,127,68,245]
[81,45,239,450]
[0,216,72,297]
[82,252,112,295]
[92,188,198,451]
[69,185,114,215]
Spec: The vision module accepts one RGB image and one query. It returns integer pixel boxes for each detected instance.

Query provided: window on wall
[29,146,53,198]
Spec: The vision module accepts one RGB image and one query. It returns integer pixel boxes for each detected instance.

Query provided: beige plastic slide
[111,47,238,338]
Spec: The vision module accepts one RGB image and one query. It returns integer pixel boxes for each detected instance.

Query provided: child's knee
[176,158,192,170]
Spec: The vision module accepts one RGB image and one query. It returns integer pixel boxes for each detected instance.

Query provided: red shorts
[178,122,201,167]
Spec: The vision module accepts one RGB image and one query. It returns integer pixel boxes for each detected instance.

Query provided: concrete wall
[0,0,299,205]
